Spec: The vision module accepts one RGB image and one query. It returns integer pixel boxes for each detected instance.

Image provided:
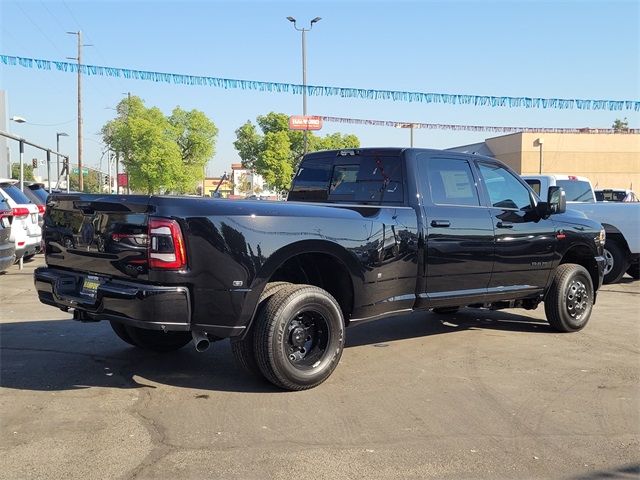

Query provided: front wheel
[626,263,639,280]
[253,284,345,390]
[544,264,594,332]
[603,241,629,284]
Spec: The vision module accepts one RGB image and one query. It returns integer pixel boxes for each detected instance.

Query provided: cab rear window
[289,154,404,205]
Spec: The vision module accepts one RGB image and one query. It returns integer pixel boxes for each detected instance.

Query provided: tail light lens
[37,204,46,215]
[12,207,30,218]
[148,217,187,270]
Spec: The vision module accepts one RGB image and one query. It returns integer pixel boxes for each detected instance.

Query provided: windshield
[1,184,33,205]
[555,180,593,202]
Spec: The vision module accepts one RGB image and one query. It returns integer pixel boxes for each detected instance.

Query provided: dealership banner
[1,54,638,112]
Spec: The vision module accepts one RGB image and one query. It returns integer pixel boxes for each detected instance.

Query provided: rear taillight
[37,204,46,215]
[12,207,30,218]
[148,217,187,270]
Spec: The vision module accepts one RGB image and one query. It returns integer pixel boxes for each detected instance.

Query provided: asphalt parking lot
[1,256,638,480]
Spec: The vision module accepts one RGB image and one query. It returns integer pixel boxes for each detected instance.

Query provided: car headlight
[596,227,606,247]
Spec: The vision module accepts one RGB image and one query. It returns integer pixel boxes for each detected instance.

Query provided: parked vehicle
[523,174,639,283]
[595,189,639,203]
[23,182,49,229]
[35,149,605,390]
[0,179,42,261]
[0,197,15,272]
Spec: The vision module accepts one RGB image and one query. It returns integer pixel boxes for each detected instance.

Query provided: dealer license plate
[80,275,102,299]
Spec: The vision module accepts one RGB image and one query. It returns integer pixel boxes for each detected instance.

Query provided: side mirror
[548,186,566,215]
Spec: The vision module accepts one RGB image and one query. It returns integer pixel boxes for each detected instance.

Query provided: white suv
[0,179,42,261]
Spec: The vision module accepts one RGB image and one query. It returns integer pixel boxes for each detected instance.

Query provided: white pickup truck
[523,175,639,283]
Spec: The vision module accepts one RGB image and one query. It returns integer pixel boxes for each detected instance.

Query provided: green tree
[69,170,102,193]
[102,96,218,194]
[10,164,35,181]
[612,118,629,132]
[169,107,218,192]
[233,112,360,192]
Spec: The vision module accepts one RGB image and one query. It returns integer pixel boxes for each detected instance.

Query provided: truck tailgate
[44,194,153,280]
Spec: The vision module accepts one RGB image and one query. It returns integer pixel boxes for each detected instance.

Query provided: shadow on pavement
[569,463,640,479]
[1,308,552,394]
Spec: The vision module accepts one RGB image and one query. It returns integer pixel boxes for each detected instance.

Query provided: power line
[59,0,129,94]
[14,3,66,57]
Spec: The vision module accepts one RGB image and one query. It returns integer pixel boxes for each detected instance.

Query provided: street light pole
[537,138,544,174]
[287,16,321,156]
[10,116,27,190]
[56,132,68,189]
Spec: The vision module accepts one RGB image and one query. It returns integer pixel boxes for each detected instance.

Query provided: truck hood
[553,208,601,231]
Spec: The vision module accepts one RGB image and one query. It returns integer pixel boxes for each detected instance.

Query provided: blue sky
[1,0,638,177]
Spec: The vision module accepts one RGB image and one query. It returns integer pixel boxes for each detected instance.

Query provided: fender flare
[235,239,364,335]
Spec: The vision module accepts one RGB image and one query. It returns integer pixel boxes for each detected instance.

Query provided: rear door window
[424,158,480,206]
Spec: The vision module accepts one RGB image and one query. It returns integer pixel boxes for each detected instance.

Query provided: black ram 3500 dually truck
[35,148,606,390]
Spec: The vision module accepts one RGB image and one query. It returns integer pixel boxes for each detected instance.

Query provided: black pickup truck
[35,148,606,390]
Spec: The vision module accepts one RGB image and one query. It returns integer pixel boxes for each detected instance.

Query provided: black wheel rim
[566,279,589,320]
[284,309,331,370]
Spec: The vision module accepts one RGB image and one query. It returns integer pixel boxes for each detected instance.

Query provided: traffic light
[32,158,38,169]
[104,175,110,186]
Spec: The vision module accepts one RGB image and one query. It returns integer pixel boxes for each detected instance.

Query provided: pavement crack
[121,384,175,480]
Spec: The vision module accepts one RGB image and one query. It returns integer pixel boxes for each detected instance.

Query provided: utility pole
[67,31,92,191]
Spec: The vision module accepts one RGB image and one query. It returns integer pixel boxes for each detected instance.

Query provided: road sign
[72,167,89,175]
[289,115,323,131]
[117,173,128,187]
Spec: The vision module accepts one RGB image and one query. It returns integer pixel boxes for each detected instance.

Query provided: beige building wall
[487,132,640,190]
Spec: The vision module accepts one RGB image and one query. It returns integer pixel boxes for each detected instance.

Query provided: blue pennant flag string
[1,54,638,112]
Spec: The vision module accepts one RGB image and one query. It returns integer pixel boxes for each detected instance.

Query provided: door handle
[496,221,513,229]
[430,220,450,228]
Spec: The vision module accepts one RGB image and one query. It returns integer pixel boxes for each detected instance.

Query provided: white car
[0,179,42,261]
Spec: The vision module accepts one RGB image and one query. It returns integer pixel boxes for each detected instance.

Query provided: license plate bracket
[80,275,103,299]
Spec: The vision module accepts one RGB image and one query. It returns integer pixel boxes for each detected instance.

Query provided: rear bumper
[0,242,15,271]
[34,267,191,331]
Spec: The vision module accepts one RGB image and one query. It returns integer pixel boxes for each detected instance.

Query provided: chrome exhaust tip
[192,330,210,352]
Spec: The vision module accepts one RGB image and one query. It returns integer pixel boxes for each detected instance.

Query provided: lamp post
[537,138,544,174]
[56,132,69,189]
[395,123,415,147]
[10,116,26,191]
[286,16,321,155]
